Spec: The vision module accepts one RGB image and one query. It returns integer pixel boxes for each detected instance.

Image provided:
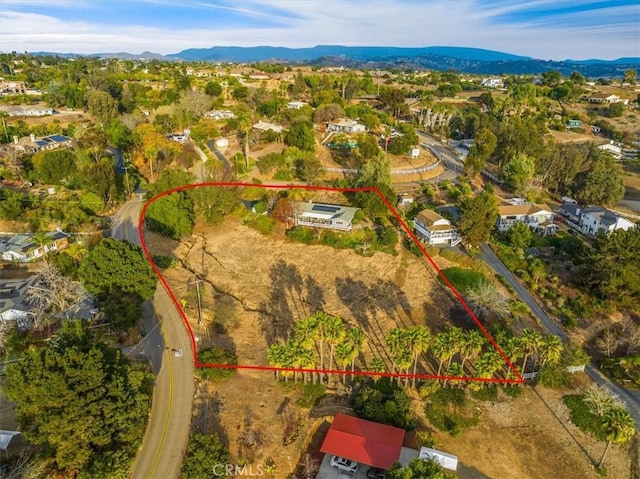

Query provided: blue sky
[1,0,638,60]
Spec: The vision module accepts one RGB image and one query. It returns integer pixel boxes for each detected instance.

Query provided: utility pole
[122,165,131,197]
[188,277,205,327]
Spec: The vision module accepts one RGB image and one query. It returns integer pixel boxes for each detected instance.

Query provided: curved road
[112,198,195,479]
[478,243,640,427]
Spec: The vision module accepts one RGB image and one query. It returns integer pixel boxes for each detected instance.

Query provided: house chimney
[29,133,36,142]
[13,135,18,144]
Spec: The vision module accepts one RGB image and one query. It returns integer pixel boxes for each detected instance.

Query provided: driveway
[478,243,640,426]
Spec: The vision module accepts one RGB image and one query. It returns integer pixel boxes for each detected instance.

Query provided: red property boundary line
[138,182,524,385]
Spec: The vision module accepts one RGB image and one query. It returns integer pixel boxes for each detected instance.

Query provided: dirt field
[145,217,634,478]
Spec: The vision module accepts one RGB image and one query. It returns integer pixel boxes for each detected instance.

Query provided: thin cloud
[0,0,637,59]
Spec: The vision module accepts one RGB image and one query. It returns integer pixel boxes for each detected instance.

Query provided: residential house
[597,141,623,160]
[0,278,36,330]
[0,105,53,117]
[414,209,461,246]
[0,81,27,95]
[0,230,70,263]
[287,101,308,110]
[253,120,284,134]
[496,203,557,236]
[587,93,620,104]
[204,109,235,120]
[481,77,504,88]
[10,133,73,154]
[293,202,359,231]
[214,138,229,150]
[326,118,366,134]
[559,204,636,237]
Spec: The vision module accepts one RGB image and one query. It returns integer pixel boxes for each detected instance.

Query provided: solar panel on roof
[49,135,68,142]
[311,205,340,213]
[36,141,47,147]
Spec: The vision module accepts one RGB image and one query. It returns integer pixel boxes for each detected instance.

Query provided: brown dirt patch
[432,382,632,479]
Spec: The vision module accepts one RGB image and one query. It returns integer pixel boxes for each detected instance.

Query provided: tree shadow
[257,260,306,344]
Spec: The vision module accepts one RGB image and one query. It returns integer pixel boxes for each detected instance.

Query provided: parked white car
[330,456,358,475]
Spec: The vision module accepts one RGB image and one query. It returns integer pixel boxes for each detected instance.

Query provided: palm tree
[385,328,408,377]
[0,110,9,143]
[294,315,318,381]
[345,328,366,380]
[502,336,524,381]
[447,327,466,367]
[311,311,329,372]
[324,316,346,378]
[369,357,386,375]
[520,329,542,374]
[334,341,353,384]
[32,231,54,263]
[432,332,454,381]
[460,329,485,372]
[396,351,413,387]
[599,408,636,468]
[539,336,564,368]
[267,344,286,380]
[446,362,465,388]
[407,326,431,387]
[475,352,503,381]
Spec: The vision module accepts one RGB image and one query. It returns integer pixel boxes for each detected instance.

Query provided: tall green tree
[503,153,535,194]
[285,120,315,151]
[464,127,497,177]
[572,151,625,206]
[86,89,119,124]
[4,321,153,477]
[181,432,229,479]
[457,190,499,247]
[78,238,156,302]
[577,228,640,307]
[599,408,636,468]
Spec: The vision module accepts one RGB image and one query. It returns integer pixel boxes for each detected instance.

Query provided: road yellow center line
[148,333,174,478]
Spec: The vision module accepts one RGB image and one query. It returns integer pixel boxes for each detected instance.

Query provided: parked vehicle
[367,467,387,479]
[330,456,358,475]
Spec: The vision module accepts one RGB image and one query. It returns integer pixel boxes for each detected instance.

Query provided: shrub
[503,386,524,399]
[424,388,476,436]
[537,364,571,388]
[563,395,607,441]
[249,215,276,236]
[286,226,315,244]
[440,267,488,292]
[352,377,417,430]
[296,383,327,408]
[471,385,499,401]
[197,347,238,381]
[152,254,178,269]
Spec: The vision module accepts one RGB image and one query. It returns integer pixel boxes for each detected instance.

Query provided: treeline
[267,310,585,388]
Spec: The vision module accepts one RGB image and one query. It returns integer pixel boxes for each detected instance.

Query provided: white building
[496,204,557,236]
[253,121,284,134]
[326,118,366,134]
[414,209,461,246]
[0,105,53,117]
[287,101,308,110]
[294,202,360,231]
[214,138,229,150]
[204,109,235,120]
[559,204,636,237]
[597,141,623,160]
[481,77,504,88]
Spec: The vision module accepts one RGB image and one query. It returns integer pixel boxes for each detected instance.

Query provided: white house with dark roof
[10,133,73,154]
[253,120,284,134]
[293,202,359,231]
[326,118,366,134]
[414,209,461,246]
[204,109,235,120]
[558,204,636,237]
[0,278,36,330]
[0,230,70,263]
[496,204,557,236]
[287,101,308,110]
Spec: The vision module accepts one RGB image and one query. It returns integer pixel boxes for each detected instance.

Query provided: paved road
[417,131,464,184]
[112,198,195,479]
[478,243,640,426]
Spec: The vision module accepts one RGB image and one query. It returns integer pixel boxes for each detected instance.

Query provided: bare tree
[619,315,640,355]
[24,263,84,327]
[582,385,623,417]
[299,453,320,479]
[595,329,618,358]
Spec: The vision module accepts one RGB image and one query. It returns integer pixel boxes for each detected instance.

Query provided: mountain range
[29,45,640,76]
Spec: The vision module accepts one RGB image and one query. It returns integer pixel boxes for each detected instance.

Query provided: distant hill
[26,45,639,76]
[168,45,531,63]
